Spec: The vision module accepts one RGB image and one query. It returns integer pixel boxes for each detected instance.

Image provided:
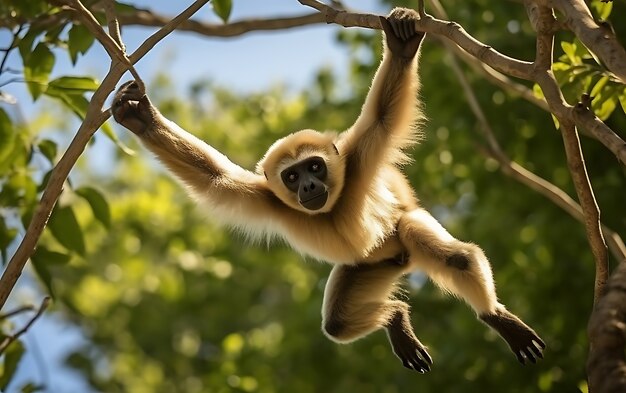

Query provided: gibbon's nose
[298,177,329,211]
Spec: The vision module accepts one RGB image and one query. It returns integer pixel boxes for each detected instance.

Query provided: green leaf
[591,0,613,20]
[24,43,55,100]
[212,0,232,22]
[20,383,45,393]
[31,246,71,297]
[44,89,89,118]
[560,41,580,65]
[619,88,626,114]
[18,26,45,64]
[0,216,18,263]
[76,186,111,228]
[532,83,544,100]
[0,340,25,390]
[0,108,16,170]
[38,139,57,163]
[102,122,135,155]
[590,75,609,98]
[48,76,99,95]
[67,23,95,64]
[48,205,86,256]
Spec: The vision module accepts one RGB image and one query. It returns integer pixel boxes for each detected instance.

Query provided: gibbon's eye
[309,163,321,172]
[286,171,299,183]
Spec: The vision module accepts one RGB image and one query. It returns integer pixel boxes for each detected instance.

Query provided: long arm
[337,9,425,172]
[112,81,279,235]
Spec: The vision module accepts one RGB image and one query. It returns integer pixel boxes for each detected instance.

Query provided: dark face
[280,156,329,211]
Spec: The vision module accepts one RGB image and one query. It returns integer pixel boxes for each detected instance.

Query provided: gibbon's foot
[380,8,425,59]
[112,80,155,135]
[480,308,546,364]
[387,311,433,373]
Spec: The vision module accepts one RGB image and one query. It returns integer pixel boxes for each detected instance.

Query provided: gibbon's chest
[280,176,403,264]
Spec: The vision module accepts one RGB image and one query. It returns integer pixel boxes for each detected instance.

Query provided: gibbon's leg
[398,209,546,364]
[321,256,433,372]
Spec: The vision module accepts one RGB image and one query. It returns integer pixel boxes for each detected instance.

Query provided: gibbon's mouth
[300,191,329,211]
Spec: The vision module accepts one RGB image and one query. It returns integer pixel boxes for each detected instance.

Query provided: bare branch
[0,0,211,311]
[560,120,609,303]
[116,8,326,38]
[129,0,211,64]
[0,297,50,354]
[0,305,35,320]
[103,0,124,49]
[427,0,550,112]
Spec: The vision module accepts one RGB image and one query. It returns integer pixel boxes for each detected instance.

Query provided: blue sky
[2,1,387,391]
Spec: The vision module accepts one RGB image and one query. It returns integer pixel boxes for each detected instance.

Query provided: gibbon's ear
[332,144,339,155]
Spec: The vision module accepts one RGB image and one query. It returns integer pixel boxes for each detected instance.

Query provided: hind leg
[398,209,545,364]
[322,256,433,372]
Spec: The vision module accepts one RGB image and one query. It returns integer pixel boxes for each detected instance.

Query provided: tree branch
[588,261,626,393]
[116,8,327,38]
[0,297,50,354]
[526,1,609,305]
[441,19,624,265]
[298,0,626,166]
[0,0,211,311]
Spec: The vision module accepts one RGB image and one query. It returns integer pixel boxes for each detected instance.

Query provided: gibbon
[112,7,545,372]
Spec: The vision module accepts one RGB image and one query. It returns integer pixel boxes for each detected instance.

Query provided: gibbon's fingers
[379,16,401,52]
[402,19,413,41]
[112,83,155,135]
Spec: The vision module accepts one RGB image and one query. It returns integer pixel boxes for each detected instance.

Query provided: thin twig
[104,0,124,49]
[0,25,24,77]
[0,297,50,354]
[57,0,144,91]
[0,305,35,320]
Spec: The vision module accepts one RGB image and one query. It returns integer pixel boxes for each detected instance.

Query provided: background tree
[0,0,625,392]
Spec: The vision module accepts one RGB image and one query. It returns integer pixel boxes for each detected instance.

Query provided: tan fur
[112,7,542,369]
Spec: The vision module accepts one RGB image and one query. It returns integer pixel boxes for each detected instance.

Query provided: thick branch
[588,261,626,393]
[0,0,211,311]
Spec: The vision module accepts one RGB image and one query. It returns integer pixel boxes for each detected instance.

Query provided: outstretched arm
[112,81,278,231]
[338,8,425,171]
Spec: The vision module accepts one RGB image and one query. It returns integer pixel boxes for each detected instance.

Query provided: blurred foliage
[1,0,626,392]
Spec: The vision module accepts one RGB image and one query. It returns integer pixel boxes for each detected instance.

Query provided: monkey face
[280,156,329,211]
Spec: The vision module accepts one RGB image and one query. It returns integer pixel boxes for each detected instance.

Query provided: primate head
[257,129,345,214]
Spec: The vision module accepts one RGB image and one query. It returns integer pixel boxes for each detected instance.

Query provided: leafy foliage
[0,0,625,392]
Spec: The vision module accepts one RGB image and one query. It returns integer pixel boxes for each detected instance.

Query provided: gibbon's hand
[380,8,425,59]
[112,80,157,135]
